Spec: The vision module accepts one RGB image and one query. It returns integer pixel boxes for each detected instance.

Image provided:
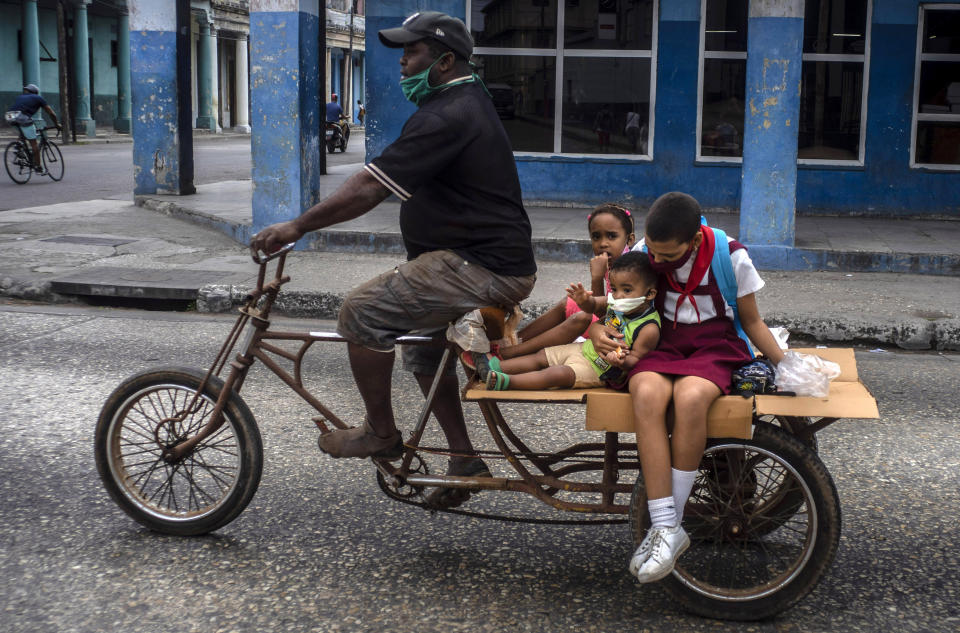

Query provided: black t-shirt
[365,81,537,276]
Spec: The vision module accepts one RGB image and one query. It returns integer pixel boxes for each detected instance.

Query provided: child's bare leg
[669,376,721,470]
[629,371,674,500]
[514,299,566,343]
[669,376,721,524]
[498,349,550,374]
[501,310,592,360]
[504,365,576,390]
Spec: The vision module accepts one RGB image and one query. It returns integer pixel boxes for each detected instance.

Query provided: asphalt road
[0,132,365,211]
[1,301,959,633]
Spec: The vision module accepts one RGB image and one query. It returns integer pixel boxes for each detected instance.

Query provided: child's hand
[566,282,593,311]
[590,253,610,282]
[603,347,625,367]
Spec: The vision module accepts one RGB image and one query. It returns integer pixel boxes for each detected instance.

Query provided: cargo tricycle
[94,244,879,621]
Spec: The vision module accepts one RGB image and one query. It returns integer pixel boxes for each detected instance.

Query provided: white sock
[647,496,676,529]
[672,468,698,526]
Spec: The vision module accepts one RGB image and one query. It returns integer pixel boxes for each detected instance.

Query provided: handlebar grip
[249,241,296,264]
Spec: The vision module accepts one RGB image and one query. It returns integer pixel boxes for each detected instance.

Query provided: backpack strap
[708,226,755,357]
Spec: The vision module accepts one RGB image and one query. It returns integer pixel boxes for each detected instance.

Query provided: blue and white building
[365,0,960,223]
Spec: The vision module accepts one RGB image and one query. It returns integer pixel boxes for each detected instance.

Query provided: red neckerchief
[664,226,715,328]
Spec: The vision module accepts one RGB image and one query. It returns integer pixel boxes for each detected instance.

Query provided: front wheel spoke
[196,434,239,459]
[187,451,235,492]
[128,454,168,490]
[180,462,220,508]
[153,463,181,511]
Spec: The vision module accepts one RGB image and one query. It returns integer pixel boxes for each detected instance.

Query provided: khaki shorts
[544,343,603,388]
[336,249,536,376]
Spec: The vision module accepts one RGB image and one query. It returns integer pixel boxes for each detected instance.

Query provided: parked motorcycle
[325,117,349,153]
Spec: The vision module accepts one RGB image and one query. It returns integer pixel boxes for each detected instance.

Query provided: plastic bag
[446,309,490,353]
[768,326,789,350]
[774,350,842,398]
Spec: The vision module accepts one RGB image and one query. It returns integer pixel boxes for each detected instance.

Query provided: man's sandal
[485,370,510,391]
[316,420,403,459]
[424,457,492,510]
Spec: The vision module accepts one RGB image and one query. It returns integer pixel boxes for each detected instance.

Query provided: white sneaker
[628,530,656,576]
[631,525,690,584]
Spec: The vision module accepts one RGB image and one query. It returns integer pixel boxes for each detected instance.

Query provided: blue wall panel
[130,30,181,195]
[364,0,464,160]
[361,0,958,218]
[796,21,959,216]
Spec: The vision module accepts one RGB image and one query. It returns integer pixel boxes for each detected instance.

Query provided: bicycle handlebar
[249,241,296,264]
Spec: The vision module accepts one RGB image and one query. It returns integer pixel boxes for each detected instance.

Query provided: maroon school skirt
[627,317,751,394]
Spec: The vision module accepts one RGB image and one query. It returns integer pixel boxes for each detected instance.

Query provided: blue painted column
[653,0,701,182]
[73,0,96,137]
[739,0,804,247]
[114,12,132,134]
[195,18,217,131]
[129,0,194,195]
[21,0,40,88]
[250,0,321,235]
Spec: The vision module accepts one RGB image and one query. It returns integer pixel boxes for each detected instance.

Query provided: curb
[2,274,957,350]
[193,283,960,352]
[135,195,960,274]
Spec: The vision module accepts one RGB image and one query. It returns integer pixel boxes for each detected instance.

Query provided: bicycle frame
[162,243,639,519]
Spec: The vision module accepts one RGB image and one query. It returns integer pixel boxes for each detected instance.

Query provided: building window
[469,0,657,157]
[697,0,748,161]
[697,0,870,164]
[912,4,960,169]
[799,0,871,164]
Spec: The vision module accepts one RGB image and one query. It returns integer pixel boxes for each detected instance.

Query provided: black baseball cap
[378,11,473,61]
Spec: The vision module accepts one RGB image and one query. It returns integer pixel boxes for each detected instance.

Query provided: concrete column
[739,0,804,247]
[129,0,195,195]
[209,25,222,132]
[234,36,250,132]
[250,0,321,236]
[21,0,40,88]
[73,1,96,136]
[114,12,132,134]
[195,18,216,131]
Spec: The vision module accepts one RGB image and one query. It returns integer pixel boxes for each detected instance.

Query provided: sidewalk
[1,173,959,350]
[0,126,254,145]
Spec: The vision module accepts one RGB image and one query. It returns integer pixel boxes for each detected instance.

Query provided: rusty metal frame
[158,244,643,515]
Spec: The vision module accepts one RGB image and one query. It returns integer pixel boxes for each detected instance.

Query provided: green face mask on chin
[400,53,479,106]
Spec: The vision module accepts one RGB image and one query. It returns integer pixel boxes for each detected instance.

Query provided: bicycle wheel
[4,141,31,184]
[95,366,263,536]
[41,140,64,181]
[628,423,841,620]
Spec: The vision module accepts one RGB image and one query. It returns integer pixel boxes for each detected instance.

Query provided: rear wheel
[4,141,31,184]
[94,366,263,536]
[629,423,841,620]
[41,140,64,181]
[327,140,336,154]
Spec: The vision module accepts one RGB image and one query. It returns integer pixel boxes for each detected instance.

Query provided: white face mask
[607,293,650,314]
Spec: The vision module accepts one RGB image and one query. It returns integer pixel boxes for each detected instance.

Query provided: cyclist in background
[9,84,60,173]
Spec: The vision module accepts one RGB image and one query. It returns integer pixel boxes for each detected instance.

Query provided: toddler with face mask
[483,252,661,391]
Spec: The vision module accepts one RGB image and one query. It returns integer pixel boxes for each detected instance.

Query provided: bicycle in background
[3,118,64,184]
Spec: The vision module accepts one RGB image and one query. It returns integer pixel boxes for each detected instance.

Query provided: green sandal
[461,351,502,381]
[486,370,510,391]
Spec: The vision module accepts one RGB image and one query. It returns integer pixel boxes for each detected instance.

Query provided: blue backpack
[642,220,754,357]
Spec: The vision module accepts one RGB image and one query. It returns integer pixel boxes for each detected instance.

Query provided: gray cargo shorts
[336,249,536,376]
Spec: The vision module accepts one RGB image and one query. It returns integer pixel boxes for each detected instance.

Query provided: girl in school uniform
[592,191,785,583]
